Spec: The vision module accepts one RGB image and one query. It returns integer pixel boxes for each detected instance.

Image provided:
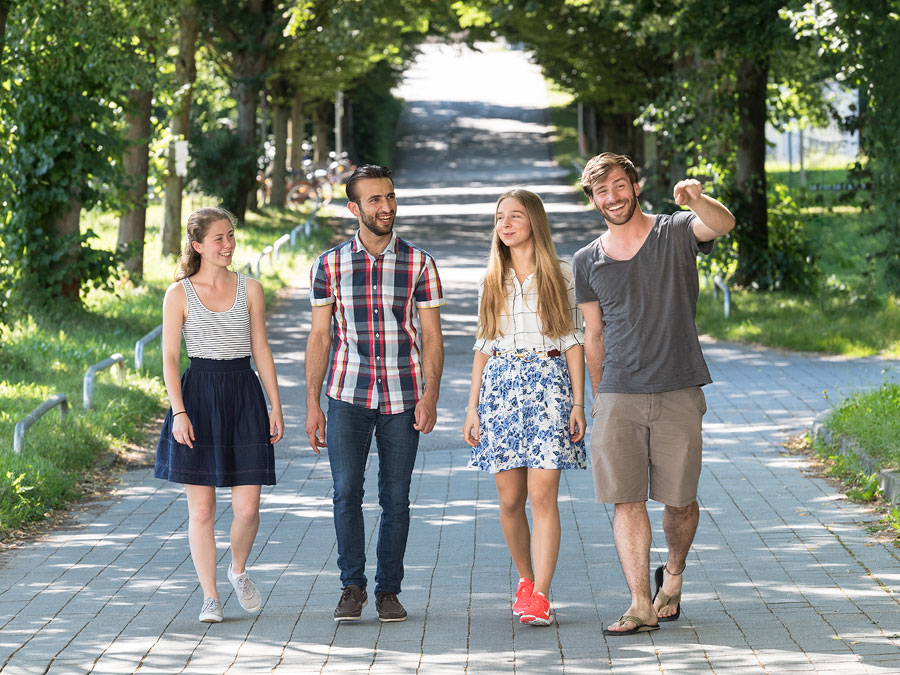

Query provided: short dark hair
[346,164,393,203]
[581,153,640,198]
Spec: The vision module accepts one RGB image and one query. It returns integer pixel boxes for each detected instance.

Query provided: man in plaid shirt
[305,164,445,623]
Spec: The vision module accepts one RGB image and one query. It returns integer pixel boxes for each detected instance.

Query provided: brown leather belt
[494,348,561,358]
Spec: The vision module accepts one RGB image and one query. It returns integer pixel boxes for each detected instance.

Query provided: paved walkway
[3,42,900,675]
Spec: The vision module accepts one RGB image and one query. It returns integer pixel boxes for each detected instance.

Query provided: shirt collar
[351,230,398,258]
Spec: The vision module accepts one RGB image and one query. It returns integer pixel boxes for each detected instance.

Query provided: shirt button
[372,285,376,290]
[376,356,381,360]
[374,309,378,314]
[375,333,379,338]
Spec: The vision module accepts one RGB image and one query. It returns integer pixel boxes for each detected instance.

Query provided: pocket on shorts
[691,386,707,416]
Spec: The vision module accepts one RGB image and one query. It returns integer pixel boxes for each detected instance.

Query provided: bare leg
[230,485,261,574]
[607,500,657,632]
[185,484,218,599]
[654,501,699,619]
[526,469,561,596]
[494,468,533,582]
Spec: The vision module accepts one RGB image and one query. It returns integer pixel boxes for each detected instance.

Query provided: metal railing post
[134,325,162,371]
[84,353,125,410]
[14,394,69,454]
[713,275,731,319]
[273,234,291,261]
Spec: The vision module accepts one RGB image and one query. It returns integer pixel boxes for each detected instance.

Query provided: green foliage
[0,0,149,315]
[347,61,406,166]
[699,181,819,293]
[828,381,900,470]
[188,123,257,214]
[800,1,900,292]
[810,438,884,502]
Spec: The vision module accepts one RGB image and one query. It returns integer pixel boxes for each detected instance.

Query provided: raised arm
[304,304,333,454]
[673,179,736,242]
[247,278,283,444]
[414,306,444,434]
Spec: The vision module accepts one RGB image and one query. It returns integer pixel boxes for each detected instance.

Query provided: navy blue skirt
[154,357,276,487]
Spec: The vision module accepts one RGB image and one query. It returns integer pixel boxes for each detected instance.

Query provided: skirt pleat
[154,357,276,487]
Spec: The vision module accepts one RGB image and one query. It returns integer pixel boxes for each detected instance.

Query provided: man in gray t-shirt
[573,152,734,636]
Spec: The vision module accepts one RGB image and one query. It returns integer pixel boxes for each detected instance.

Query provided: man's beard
[361,209,394,236]
[599,190,637,226]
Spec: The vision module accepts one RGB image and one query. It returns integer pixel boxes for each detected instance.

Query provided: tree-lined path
[2,42,899,674]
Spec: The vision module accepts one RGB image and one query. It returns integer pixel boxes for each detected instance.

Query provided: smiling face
[588,167,640,226]
[193,219,235,267]
[349,177,396,237]
[495,197,533,250]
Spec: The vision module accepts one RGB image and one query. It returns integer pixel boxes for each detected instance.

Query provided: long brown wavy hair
[175,207,236,281]
[477,189,571,341]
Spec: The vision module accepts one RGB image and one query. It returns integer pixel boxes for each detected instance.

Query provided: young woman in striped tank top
[154,207,284,623]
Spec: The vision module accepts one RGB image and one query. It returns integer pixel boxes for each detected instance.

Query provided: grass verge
[784,433,900,546]
[0,201,333,541]
[826,382,900,471]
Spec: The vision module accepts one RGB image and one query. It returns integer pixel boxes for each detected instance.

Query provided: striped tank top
[181,273,251,359]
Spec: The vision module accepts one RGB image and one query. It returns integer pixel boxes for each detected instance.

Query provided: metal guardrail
[83,353,125,410]
[254,245,274,277]
[14,394,69,454]
[135,325,162,371]
[711,275,731,319]
[273,233,291,261]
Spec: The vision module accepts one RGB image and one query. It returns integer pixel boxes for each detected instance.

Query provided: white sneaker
[199,596,223,623]
[228,563,262,613]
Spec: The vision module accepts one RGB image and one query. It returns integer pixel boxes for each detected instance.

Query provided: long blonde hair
[175,207,236,281]
[477,189,572,341]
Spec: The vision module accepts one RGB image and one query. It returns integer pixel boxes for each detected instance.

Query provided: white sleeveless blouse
[181,273,251,359]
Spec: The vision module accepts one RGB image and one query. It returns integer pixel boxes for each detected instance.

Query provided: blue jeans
[326,398,419,595]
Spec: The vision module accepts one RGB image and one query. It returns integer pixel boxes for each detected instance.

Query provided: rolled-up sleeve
[560,265,584,352]
[309,255,334,306]
[473,278,493,354]
[414,254,445,308]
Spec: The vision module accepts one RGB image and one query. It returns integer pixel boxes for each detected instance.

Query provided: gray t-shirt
[573,211,713,394]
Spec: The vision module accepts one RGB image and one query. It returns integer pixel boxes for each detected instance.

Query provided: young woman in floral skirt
[463,189,586,626]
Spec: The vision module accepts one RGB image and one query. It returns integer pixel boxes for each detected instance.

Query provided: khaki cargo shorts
[589,386,706,507]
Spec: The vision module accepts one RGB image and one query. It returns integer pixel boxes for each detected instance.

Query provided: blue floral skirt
[468,352,586,474]
[154,357,276,487]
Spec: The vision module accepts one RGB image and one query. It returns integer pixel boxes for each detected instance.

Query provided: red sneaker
[512,577,534,616]
[520,591,552,626]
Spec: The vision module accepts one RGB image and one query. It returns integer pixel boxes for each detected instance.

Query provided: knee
[528,489,559,517]
[189,502,215,526]
[232,501,259,526]
[665,501,698,518]
[498,493,527,516]
[333,480,364,510]
[378,482,410,515]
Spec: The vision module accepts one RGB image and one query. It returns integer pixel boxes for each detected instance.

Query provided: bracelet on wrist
[572,403,585,408]
[173,411,187,417]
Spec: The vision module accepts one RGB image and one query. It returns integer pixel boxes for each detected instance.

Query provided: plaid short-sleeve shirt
[309,231,444,414]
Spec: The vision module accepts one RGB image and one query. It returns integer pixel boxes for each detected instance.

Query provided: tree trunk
[162,3,198,258]
[312,102,331,166]
[117,89,153,279]
[733,57,769,286]
[271,101,289,207]
[56,193,82,300]
[290,90,305,171]
[231,53,264,221]
[0,0,10,56]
